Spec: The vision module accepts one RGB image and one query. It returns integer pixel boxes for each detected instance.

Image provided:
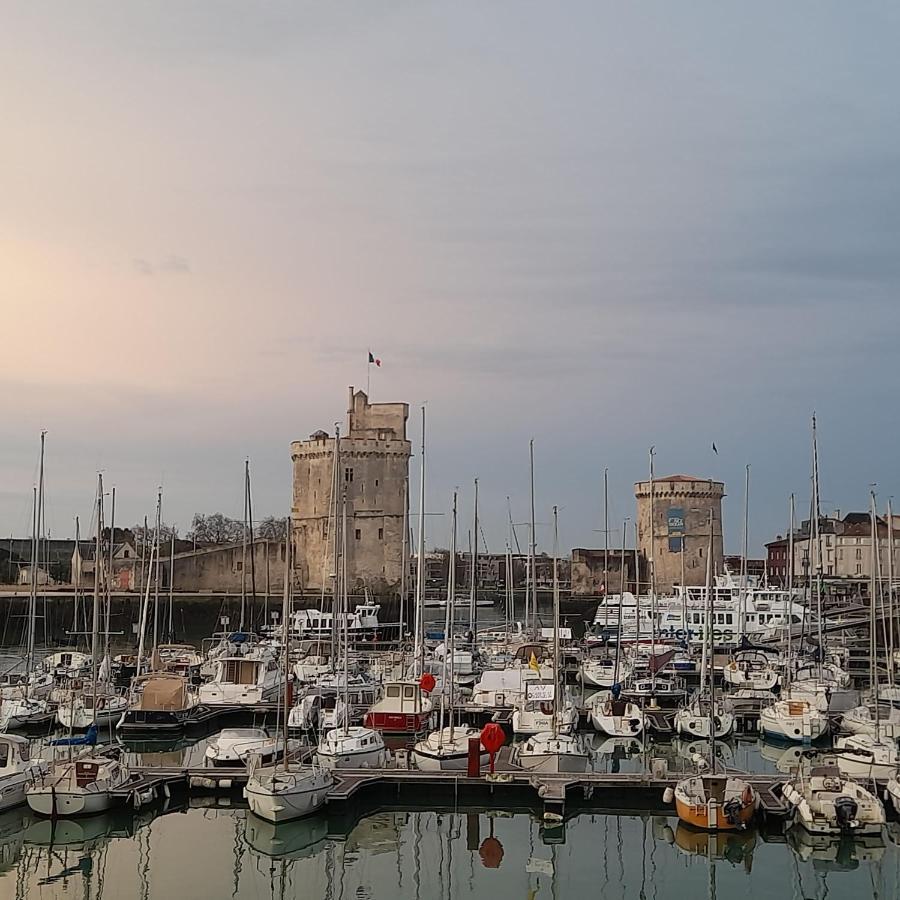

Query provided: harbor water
[1,804,898,899]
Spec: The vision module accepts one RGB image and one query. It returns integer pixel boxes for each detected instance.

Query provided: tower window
[344,468,354,483]
[355,529,361,541]
[378,528,384,541]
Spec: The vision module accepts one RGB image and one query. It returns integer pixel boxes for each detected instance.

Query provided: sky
[2,2,899,557]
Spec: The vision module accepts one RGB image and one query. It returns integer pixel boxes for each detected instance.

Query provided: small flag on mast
[368,352,381,367]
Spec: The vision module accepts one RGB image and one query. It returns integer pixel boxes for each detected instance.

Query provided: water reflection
[0,804,896,898]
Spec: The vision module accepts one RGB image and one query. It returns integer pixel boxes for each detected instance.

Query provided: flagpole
[366,350,371,397]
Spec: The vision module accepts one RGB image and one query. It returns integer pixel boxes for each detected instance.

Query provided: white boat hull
[27,788,117,818]
[316,745,386,770]
[244,769,332,824]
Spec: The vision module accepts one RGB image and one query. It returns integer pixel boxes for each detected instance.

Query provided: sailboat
[667,510,757,832]
[316,494,386,770]
[27,475,136,818]
[833,494,900,780]
[244,521,333,823]
[512,506,591,774]
[413,491,488,772]
[1,434,53,731]
[674,516,734,741]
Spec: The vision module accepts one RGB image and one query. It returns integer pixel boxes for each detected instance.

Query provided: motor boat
[0,734,48,811]
[667,774,757,831]
[43,650,92,681]
[759,699,828,743]
[674,696,734,739]
[198,651,281,705]
[244,760,333,824]
[840,704,900,740]
[510,731,591,774]
[412,725,488,771]
[205,728,299,767]
[0,671,53,701]
[154,644,203,682]
[116,673,199,734]
[316,726,386,769]
[363,680,433,734]
[783,760,886,836]
[832,733,900,782]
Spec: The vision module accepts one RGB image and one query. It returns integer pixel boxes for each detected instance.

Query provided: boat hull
[364,711,430,734]
[26,788,117,818]
[244,771,332,824]
[514,751,590,774]
[675,796,755,832]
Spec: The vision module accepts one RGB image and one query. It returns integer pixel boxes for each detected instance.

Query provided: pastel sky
[2,2,898,556]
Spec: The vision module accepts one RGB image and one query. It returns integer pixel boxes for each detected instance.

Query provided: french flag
[368,352,381,367]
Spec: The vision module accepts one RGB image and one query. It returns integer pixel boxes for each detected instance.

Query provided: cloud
[132,255,191,276]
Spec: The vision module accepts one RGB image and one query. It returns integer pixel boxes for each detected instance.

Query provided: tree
[257,516,289,540]
[186,513,244,544]
[128,523,179,551]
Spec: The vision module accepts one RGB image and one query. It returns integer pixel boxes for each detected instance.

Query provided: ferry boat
[289,603,382,641]
[593,574,810,647]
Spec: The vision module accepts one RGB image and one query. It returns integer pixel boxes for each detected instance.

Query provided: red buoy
[480,722,505,773]
[419,672,436,694]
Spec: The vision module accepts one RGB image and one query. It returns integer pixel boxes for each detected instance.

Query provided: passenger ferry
[592,574,811,647]
[288,603,382,641]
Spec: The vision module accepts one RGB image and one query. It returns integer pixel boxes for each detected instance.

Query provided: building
[570,547,644,596]
[71,538,139,590]
[291,388,411,595]
[767,512,899,585]
[634,475,725,593]
[2,538,78,584]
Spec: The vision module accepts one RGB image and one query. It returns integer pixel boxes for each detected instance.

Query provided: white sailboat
[244,517,333,823]
[28,475,135,818]
[317,493,386,770]
[413,490,488,772]
[512,506,591,774]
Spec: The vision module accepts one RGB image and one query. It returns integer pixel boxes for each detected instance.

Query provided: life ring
[540,702,553,716]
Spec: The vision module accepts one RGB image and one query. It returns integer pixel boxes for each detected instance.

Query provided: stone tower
[291,388,410,595]
[634,475,725,593]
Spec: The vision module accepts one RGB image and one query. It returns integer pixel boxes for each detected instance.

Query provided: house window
[355,529,361,541]
[378,528,384,541]
[856,549,862,560]
[375,479,379,487]
[123,550,130,559]
[236,561,243,571]
[856,564,862,574]
[344,468,354,483]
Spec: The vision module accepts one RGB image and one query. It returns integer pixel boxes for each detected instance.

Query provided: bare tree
[186,513,244,544]
[128,522,179,551]
[257,516,289,540]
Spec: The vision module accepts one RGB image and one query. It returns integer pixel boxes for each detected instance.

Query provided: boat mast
[870,490,880,730]
[552,505,560,740]
[280,515,292,772]
[247,461,257,630]
[91,473,103,724]
[613,520,627,685]
[888,499,896,692]
[240,460,249,632]
[413,406,426,678]
[341,492,350,736]
[811,415,824,666]
[399,477,408,645]
[105,485,116,669]
[168,529,176,642]
[152,488,162,655]
[27,432,46,692]
[739,465,750,636]
[529,440,537,636]
[603,467,609,632]
[648,448,657,695]
[468,478,479,638]
[73,515,82,643]
[329,425,341,665]
[704,509,715,770]
[785,494,795,691]
[445,490,458,740]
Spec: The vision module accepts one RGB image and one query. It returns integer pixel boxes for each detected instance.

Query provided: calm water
[0,804,897,899]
